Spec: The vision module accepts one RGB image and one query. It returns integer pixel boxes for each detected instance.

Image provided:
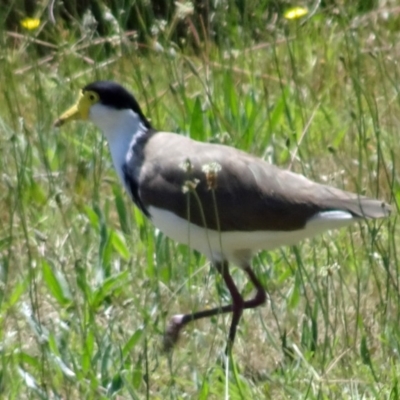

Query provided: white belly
[148,206,356,265]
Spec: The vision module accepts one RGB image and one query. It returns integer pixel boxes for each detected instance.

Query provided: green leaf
[268,88,286,133]
[83,205,100,231]
[132,358,142,390]
[6,278,27,308]
[223,72,237,118]
[288,271,301,309]
[107,373,124,395]
[111,231,130,260]
[122,328,143,359]
[360,334,371,365]
[92,270,129,308]
[74,260,92,301]
[113,185,131,235]
[42,260,72,306]
[29,180,46,206]
[190,97,205,141]
[101,344,112,385]
[94,205,111,280]
[82,330,95,374]
[18,352,42,369]
[198,377,209,400]
[332,127,347,148]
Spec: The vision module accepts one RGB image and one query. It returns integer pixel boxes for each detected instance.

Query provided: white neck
[89,103,148,183]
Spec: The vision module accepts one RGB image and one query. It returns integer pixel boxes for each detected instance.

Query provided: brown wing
[137,132,391,232]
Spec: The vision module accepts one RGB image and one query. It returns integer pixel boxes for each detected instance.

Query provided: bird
[55,81,391,353]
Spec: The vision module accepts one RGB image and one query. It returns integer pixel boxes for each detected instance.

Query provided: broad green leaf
[132,358,142,390]
[122,328,143,359]
[83,205,100,231]
[92,270,129,308]
[190,97,205,141]
[113,185,131,235]
[111,230,130,260]
[42,260,72,306]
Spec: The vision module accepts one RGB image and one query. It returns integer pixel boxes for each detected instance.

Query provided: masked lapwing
[55,81,391,353]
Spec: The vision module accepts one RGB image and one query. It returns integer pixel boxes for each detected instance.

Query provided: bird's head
[54,81,152,135]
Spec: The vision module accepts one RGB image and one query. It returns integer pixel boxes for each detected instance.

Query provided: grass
[0,2,399,399]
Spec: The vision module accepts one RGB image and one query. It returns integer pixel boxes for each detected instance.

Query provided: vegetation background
[0,0,399,398]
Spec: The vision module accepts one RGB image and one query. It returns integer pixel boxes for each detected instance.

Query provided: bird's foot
[163,314,185,352]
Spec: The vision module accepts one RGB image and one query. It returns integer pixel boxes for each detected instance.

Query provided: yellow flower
[284,7,308,20]
[20,18,41,30]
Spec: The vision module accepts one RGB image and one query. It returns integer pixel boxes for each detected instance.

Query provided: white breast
[89,104,146,187]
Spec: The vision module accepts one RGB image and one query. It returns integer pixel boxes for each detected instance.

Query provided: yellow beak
[54,91,91,127]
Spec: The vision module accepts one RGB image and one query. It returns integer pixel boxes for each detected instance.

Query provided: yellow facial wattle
[54,90,99,127]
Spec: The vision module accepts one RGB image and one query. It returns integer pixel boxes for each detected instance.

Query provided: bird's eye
[89,94,95,101]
